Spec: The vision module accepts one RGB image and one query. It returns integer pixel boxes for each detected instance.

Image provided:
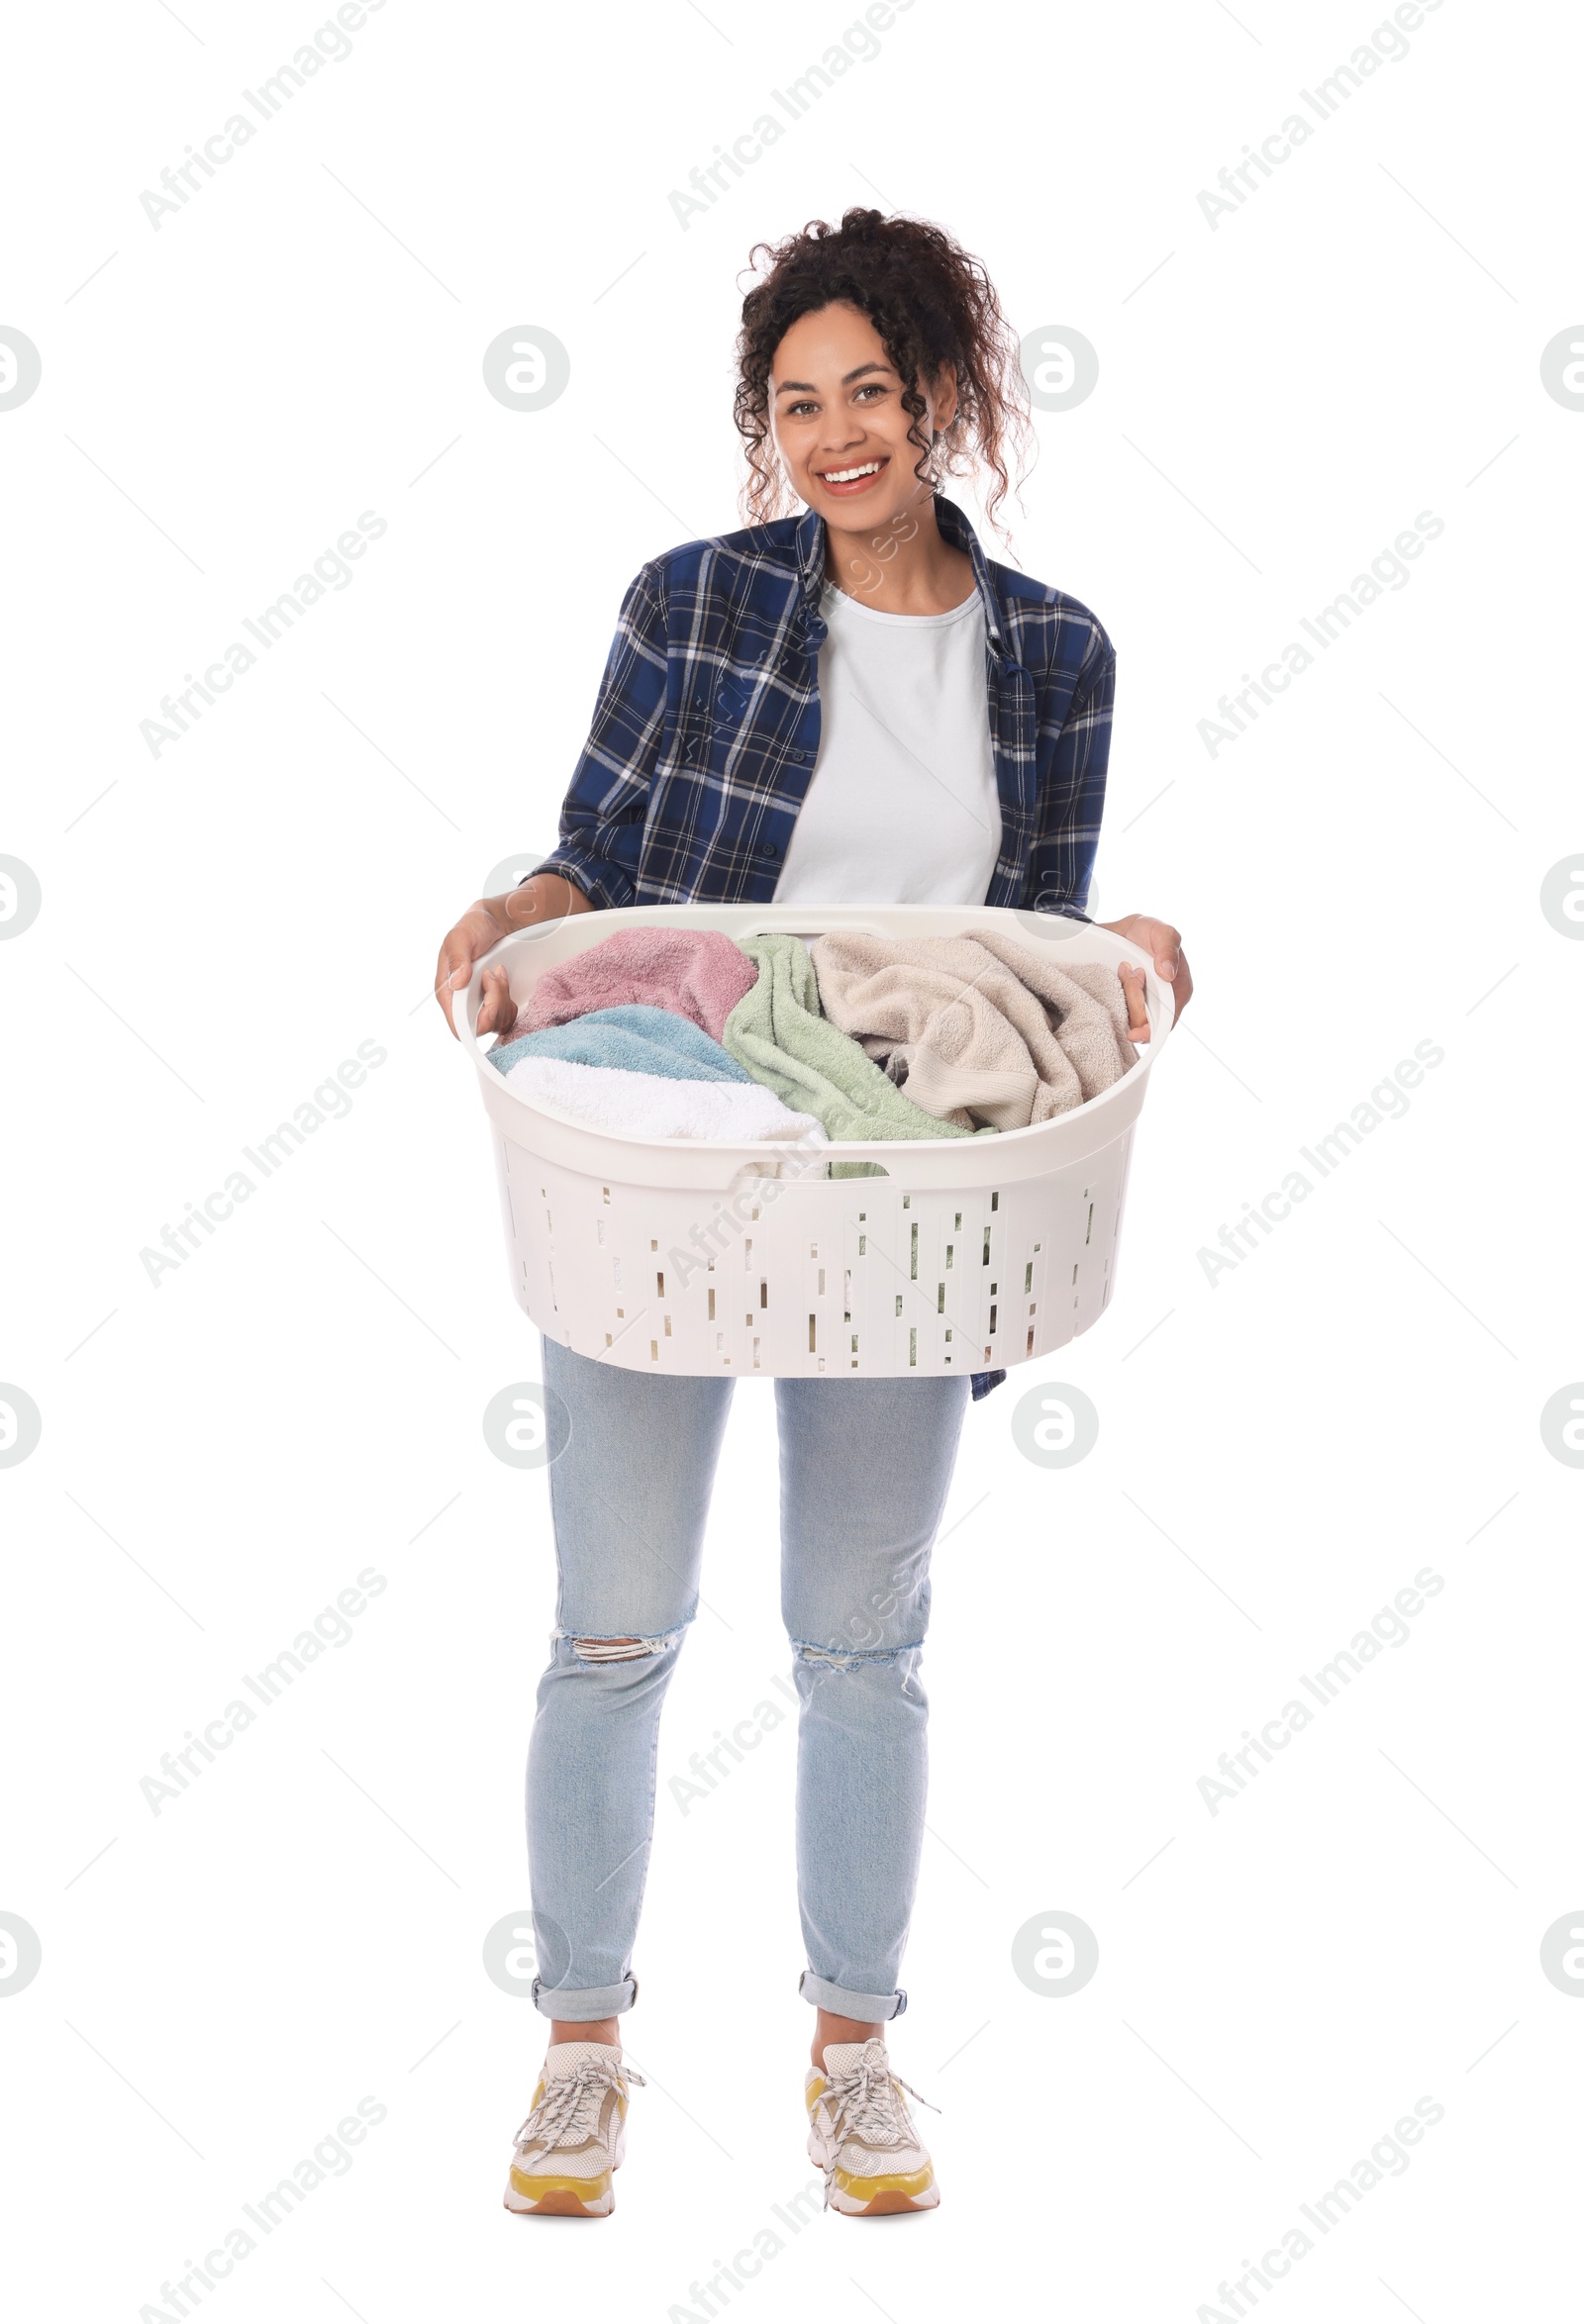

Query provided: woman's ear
[931,361,960,434]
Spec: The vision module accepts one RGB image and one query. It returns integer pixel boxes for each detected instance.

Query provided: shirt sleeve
[527,563,670,912]
[1027,623,1115,919]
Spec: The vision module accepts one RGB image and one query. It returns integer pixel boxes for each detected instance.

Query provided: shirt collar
[792,500,827,607]
[793,492,1007,649]
[934,493,1007,649]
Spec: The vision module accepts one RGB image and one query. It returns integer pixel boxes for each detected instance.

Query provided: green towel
[722,934,982,1173]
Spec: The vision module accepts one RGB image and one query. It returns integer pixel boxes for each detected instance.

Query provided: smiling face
[768,300,957,531]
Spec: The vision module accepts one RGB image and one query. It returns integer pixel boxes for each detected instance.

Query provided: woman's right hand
[435,873,592,1038]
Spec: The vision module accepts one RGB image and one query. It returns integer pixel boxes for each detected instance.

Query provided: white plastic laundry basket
[455,905,1173,1380]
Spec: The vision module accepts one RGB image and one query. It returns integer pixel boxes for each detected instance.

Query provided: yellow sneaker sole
[504,2168,614,2218]
[829,2164,939,2215]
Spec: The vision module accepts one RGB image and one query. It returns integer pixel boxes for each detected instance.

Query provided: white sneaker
[805,2037,940,2214]
[503,2042,644,2217]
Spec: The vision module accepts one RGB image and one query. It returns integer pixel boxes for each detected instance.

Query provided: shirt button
[756,840,781,860]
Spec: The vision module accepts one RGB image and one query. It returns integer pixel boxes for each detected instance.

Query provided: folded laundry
[498,1053,827,1147]
[507,927,759,1043]
[809,930,1138,1130]
[721,933,980,1146]
[487,1005,750,1084]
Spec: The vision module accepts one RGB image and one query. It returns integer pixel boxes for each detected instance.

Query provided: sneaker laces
[514,2057,644,2156]
[820,2046,939,2201]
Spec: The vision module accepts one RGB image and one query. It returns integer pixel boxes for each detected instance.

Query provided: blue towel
[486,1004,752,1084]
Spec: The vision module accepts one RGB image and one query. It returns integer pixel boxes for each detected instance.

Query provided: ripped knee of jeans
[791,1638,919,1671]
[563,1626,682,1665]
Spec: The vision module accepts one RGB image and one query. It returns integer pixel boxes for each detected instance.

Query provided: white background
[3,1,1581,2317]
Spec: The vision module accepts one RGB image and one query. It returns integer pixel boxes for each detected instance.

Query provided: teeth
[823,462,881,483]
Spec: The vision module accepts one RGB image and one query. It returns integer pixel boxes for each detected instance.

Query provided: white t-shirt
[771,581,1002,906]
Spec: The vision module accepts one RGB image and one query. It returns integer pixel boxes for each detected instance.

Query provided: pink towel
[509,928,758,1043]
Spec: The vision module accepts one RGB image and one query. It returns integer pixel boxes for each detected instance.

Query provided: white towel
[501,1054,830,1148]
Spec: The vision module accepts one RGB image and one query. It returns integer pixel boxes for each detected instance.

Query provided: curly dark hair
[733,207,1032,537]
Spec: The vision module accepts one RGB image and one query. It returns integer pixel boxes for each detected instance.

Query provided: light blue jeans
[526,1336,969,2023]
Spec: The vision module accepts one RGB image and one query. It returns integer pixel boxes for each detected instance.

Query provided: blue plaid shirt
[533,493,1117,1399]
[536,494,1113,915]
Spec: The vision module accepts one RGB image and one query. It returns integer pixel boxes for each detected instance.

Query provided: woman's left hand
[1099,914,1192,1043]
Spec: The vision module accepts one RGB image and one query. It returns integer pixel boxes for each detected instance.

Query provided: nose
[817,414,867,459]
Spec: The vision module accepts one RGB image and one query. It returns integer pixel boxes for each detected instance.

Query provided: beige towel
[808,930,1138,1130]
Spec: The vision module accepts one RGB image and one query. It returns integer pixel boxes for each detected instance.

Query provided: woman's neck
[821,491,976,616]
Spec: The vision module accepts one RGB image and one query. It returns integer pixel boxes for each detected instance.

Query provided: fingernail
[1162,958,1178,977]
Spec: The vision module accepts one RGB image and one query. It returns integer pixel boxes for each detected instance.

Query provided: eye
[784,399,818,419]
[853,383,887,402]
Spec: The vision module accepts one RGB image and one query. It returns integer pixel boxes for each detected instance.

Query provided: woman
[437,209,1192,2219]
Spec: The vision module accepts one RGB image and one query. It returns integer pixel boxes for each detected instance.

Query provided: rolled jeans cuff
[798,1970,907,2021]
[531,1974,638,2021]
